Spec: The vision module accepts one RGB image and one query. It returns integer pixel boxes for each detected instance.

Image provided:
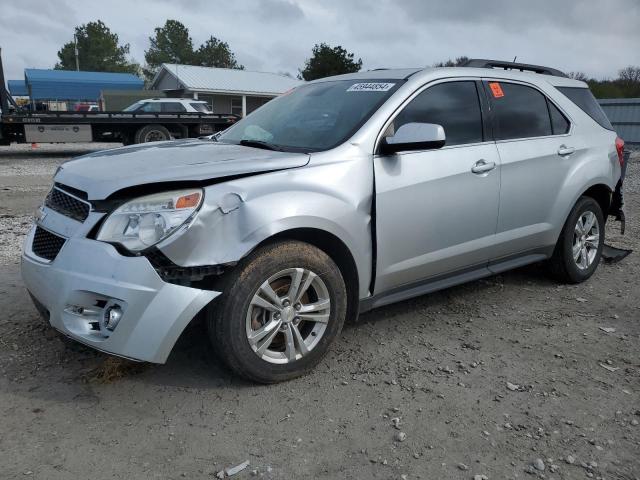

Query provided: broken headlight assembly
[96,189,203,252]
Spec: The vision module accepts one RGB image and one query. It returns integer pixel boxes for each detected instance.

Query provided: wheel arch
[251,227,361,324]
[581,183,612,219]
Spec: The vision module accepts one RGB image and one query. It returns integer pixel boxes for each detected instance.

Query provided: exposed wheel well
[582,184,612,219]
[258,228,361,323]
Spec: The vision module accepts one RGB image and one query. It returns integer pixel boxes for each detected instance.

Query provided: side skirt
[359,248,552,314]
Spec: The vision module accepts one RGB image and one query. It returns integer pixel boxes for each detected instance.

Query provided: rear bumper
[21,226,220,363]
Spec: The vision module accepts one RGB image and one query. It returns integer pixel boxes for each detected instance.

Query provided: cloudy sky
[1,0,639,81]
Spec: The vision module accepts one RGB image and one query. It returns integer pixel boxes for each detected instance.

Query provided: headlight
[96,189,203,252]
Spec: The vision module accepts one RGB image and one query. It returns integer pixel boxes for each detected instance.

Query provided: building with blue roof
[8,79,28,96]
[23,69,143,102]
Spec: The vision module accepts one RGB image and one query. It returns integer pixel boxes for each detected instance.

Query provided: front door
[374,80,501,294]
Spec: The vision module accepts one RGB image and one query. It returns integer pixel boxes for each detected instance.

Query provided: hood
[55,140,310,200]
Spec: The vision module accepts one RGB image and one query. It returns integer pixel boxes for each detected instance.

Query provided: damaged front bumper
[21,226,220,363]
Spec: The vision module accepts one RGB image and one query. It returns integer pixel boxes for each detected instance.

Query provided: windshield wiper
[239,139,285,151]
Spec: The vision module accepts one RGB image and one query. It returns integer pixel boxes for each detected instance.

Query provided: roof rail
[461,59,567,78]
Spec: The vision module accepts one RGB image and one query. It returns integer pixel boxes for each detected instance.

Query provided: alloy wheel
[245,268,331,364]
[572,210,600,270]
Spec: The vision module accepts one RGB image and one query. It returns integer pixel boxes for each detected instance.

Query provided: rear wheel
[134,125,171,143]
[207,240,347,383]
[549,196,604,283]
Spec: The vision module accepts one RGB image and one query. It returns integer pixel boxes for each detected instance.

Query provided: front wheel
[549,196,605,283]
[207,240,347,383]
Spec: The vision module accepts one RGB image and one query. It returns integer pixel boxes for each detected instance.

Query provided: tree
[195,36,244,69]
[144,21,244,79]
[618,66,640,86]
[298,43,362,81]
[432,56,469,67]
[144,20,196,79]
[55,20,139,74]
[568,71,589,81]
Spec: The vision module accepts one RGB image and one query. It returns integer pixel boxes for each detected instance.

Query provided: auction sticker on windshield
[347,83,396,92]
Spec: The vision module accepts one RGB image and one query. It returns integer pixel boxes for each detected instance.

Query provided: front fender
[157,162,374,298]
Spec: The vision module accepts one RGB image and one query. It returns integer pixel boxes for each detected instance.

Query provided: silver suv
[22,59,626,383]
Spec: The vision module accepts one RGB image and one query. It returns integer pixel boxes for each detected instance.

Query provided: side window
[394,81,483,146]
[231,97,243,116]
[548,101,570,135]
[140,102,161,113]
[485,82,552,140]
[161,102,186,113]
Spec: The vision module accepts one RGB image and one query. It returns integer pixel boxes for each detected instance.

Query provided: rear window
[557,87,613,130]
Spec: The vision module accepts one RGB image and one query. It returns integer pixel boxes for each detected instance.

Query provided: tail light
[615,136,625,167]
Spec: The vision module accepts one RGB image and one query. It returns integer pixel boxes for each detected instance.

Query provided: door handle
[557,145,575,156]
[471,160,496,174]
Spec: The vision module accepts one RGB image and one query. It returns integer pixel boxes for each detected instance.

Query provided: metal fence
[599,98,640,145]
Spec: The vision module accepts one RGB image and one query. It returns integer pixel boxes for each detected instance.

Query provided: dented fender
[156,153,375,298]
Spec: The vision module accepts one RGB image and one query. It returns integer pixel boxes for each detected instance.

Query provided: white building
[150,63,302,117]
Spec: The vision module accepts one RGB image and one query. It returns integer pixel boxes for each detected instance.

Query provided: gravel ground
[0,143,638,480]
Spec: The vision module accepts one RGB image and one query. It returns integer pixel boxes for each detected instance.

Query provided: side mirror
[380,122,446,155]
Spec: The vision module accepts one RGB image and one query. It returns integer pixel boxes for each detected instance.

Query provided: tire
[134,125,171,144]
[207,240,347,383]
[549,196,605,284]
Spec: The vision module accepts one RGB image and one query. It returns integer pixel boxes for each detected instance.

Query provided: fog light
[104,305,123,331]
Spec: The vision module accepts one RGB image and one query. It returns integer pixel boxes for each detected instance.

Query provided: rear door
[374,80,501,293]
[483,80,572,259]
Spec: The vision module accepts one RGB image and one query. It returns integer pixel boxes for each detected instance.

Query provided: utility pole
[74,34,80,71]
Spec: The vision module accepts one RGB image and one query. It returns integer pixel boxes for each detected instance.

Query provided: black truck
[0,51,236,146]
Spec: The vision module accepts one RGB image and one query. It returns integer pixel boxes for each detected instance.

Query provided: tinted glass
[486,82,552,140]
[219,79,403,152]
[122,101,142,112]
[190,102,211,113]
[548,101,570,135]
[139,103,161,113]
[394,81,483,146]
[557,87,613,130]
[161,102,186,113]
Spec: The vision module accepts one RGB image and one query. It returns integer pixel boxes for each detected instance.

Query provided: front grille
[32,227,66,261]
[45,187,90,222]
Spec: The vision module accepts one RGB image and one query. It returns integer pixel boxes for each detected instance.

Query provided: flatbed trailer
[0,49,237,146]
[0,110,237,146]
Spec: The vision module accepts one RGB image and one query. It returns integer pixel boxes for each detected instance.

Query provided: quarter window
[485,82,552,140]
[394,81,483,147]
[548,101,570,135]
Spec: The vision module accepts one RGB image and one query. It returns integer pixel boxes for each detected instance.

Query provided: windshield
[123,101,143,112]
[217,79,403,152]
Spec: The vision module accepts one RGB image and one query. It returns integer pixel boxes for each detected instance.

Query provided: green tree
[144,20,196,79]
[432,56,469,67]
[55,20,139,74]
[195,36,244,69]
[298,43,362,81]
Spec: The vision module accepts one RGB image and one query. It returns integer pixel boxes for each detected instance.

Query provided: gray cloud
[0,0,638,82]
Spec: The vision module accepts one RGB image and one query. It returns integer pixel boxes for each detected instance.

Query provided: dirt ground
[0,143,638,480]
